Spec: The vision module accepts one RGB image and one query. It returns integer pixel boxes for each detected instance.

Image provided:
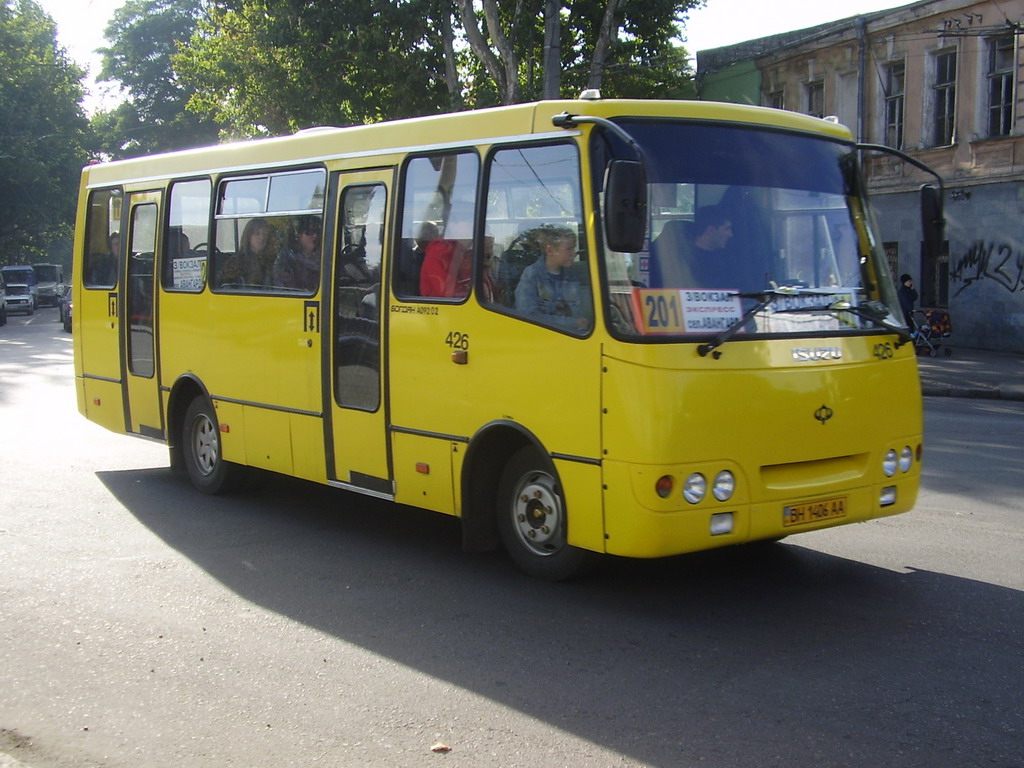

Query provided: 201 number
[644,294,681,329]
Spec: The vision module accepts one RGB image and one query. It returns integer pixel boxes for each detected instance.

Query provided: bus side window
[163,179,211,293]
[482,143,592,333]
[395,152,479,301]
[83,187,123,289]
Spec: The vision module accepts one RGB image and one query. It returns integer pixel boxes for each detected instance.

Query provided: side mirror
[604,160,647,253]
[920,184,944,260]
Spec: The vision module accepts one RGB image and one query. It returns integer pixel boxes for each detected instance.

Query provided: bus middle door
[326,171,391,495]
[121,192,164,439]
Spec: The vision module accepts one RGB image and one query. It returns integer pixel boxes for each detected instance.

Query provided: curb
[922,384,1024,401]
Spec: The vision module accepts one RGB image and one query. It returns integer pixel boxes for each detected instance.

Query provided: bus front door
[121,192,164,439]
[327,172,392,495]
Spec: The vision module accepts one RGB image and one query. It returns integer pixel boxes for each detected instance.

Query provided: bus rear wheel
[182,396,243,494]
[497,446,595,581]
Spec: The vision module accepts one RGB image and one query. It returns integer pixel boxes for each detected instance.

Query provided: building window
[805,80,824,118]
[884,62,905,149]
[932,50,957,146]
[988,35,1015,137]
[768,90,784,110]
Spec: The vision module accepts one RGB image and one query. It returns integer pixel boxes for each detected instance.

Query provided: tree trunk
[587,0,619,91]
[457,0,508,100]
[542,0,561,99]
[439,11,463,110]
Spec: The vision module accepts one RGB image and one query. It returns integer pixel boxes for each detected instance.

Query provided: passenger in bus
[240,217,274,285]
[217,218,272,287]
[166,227,191,268]
[395,221,439,297]
[689,205,735,287]
[479,235,496,303]
[419,210,473,299]
[88,232,120,287]
[514,225,591,332]
[272,215,322,292]
[652,205,734,289]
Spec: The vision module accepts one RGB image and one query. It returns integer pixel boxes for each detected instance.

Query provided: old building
[697,0,1024,353]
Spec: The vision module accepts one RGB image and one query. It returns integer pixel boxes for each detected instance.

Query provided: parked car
[58,284,73,332]
[5,283,35,315]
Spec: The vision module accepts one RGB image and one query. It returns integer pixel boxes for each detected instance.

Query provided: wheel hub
[511,471,564,556]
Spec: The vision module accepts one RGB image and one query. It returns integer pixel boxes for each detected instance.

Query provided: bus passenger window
[163,179,211,292]
[395,152,479,301]
[482,143,592,333]
[84,188,122,289]
[212,169,325,295]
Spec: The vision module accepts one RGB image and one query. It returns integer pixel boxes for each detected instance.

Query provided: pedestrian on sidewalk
[898,273,918,329]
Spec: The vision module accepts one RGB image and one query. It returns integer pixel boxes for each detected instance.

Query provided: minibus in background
[72,96,943,579]
[33,263,65,306]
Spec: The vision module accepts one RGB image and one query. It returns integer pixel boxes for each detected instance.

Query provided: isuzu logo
[792,347,842,362]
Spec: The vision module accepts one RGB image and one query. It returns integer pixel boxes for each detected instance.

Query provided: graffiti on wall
[951,240,1024,296]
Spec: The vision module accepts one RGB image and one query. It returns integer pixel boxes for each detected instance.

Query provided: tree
[176,0,698,136]
[92,0,221,158]
[175,0,449,137]
[456,0,699,106]
[0,0,91,263]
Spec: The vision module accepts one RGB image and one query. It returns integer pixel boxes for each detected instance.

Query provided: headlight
[882,449,898,477]
[712,470,735,501]
[683,473,706,504]
[899,446,913,473]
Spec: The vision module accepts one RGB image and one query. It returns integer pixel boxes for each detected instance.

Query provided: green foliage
[0,0,91,263]
[175,0,699,135]
[175,0,449,136]
[92,0,220,157]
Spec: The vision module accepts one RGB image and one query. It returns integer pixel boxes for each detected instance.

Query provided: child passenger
[514,225,591,332]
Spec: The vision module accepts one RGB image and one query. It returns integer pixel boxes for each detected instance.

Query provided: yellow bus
[73,96,942,579]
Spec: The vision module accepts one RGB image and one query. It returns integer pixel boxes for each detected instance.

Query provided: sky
[37,0,909,113]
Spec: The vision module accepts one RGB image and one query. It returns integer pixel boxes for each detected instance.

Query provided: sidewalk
[916,345,1024,401]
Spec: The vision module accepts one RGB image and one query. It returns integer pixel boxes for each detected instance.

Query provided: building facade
[697,0,1024,353]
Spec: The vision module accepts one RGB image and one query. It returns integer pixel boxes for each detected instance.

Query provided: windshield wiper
[696,290,910,359]
[696,290,784,358]
[781,298,912,347]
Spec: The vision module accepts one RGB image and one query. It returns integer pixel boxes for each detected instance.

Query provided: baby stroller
[913,308,953,356]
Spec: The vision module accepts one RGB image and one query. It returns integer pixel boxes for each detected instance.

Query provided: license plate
[783,496,847,527]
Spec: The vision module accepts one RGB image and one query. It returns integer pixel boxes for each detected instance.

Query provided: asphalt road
[1,309,1022,768]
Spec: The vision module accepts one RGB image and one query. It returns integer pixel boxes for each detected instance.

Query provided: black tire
[182,396,244,494]
[496,446,597,581]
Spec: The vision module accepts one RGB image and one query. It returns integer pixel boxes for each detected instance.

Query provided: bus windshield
[34,265,60,283]
[2,266,36,286]
[597,120,902,341]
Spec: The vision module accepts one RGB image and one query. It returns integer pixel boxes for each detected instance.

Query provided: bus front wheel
[182,396,243,494]
[497,446,595,581]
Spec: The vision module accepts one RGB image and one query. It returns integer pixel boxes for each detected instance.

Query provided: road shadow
[98,467,1024,767]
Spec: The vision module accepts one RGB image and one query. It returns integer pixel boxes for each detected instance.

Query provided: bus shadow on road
[97,465,1023,767]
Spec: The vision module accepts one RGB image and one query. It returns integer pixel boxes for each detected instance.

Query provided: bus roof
[82,98,853,188]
